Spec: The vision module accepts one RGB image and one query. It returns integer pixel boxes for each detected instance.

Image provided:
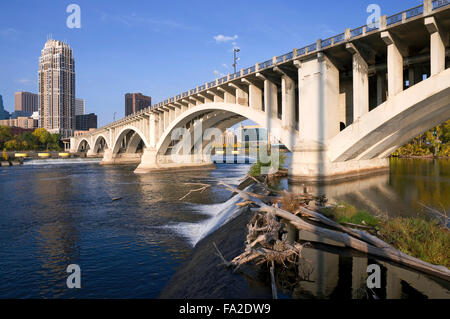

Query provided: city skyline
[0,0,421,127]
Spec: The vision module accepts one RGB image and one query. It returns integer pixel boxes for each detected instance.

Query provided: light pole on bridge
[232,48,240,74]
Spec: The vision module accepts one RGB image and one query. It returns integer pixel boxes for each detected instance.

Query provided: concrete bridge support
[346,43,369,121]
[381,31,405,99]
[281,74,296,131]
[425,17,446,75]
[291,53,345,181]
[244,80,263,111]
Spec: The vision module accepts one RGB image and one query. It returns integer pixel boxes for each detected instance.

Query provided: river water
[0,157,448,298]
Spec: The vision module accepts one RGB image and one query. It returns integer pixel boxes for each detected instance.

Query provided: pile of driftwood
[214,211,310,299]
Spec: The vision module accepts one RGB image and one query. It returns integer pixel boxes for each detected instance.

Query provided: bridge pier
[290,145,389,182]
[86,149,97,157]
[134,148,215,174]
[290,53,390,182]
[134,147,158,173]
[100,149,114,165]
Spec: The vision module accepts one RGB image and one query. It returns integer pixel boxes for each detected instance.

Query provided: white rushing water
[23,158,102,166]
[168,192,245,247]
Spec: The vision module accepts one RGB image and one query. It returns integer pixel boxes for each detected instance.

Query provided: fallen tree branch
[179,183,211,201]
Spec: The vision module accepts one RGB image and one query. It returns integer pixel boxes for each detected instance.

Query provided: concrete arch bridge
[71,1,450,182]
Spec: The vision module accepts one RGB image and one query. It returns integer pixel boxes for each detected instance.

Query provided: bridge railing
[259,59,273,70]
[433,0,449,10]
[86,1,448,134]
[276,51,294,63]
[144,1,442,114]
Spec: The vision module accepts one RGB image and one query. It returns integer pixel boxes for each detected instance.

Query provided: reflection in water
[290,158,450,219]
[283,240,449,299]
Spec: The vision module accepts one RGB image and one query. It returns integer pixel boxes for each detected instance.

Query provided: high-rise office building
[38,39,75,137]
[125,93,151,116]
[15,92,38,113]
[75,98,85,116]
[0,94,10,120]
[75,113,97,131]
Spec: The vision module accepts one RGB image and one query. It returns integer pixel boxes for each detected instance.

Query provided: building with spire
[38,39,75,137]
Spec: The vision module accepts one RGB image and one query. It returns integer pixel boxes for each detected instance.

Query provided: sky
[0,0,422,127]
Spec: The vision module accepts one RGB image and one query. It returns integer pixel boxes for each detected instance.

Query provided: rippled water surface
[0,162,249,298]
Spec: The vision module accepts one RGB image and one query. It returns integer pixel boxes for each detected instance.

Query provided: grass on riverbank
[379,217,449,267]
[319,202,380,228]
[316,201,450,268]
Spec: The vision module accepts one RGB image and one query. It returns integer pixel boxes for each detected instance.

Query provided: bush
[249,153,286,177]
[2,149,9,161]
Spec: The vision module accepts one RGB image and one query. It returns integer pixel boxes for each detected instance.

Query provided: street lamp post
[232,48,240,74]
[113,112,117,122]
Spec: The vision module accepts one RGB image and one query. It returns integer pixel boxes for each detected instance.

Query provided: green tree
[20,132,38,150]
[395,120,450,157]
[48,133,62,151]
[32,128,51,150]
[0,126,12,149]
[4,139,19,151]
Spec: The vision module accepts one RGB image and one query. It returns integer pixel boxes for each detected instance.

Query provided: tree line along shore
[2,120,449,157]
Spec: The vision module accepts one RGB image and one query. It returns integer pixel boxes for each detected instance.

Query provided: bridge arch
[112,125,149,155]
[75,138,91,153]
[92,134,109,154]
[156,102,298,157]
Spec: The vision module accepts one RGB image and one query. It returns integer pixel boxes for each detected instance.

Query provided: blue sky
[0,0,421,126]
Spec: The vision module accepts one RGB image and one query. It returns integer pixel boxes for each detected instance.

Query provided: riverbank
[0,151,99,167]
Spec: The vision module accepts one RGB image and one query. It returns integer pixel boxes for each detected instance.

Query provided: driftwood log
[218,182,450,281]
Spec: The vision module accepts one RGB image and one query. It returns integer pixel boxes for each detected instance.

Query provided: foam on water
[23,158,102,166]
[167,192,245,247]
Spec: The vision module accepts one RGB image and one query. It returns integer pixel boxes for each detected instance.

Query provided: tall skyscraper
[75,113,97,131]
[0,94,10,120]
[15,92,38,113]
[38,39,75,137]
[125,93,151,116]
[75,98,85,116]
